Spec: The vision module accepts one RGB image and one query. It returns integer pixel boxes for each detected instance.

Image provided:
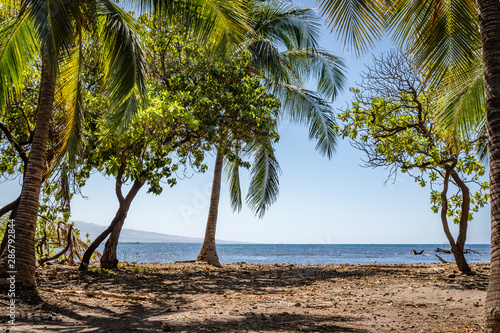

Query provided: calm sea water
[107,243,491,265]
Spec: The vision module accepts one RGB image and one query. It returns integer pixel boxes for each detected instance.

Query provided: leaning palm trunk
[196,149,224,267]
[0,59,55,289]
[480,0,500,330]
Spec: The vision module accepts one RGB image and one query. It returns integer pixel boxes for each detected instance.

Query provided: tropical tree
[339,52,489,273]
[0,0,146,289]
[196,0,347,266]
[0,0,250,290]
[316,0,500,329]
[0,46,89,265]
[78,90,207,269]
[136,13,281,267]
[75,16,279,269]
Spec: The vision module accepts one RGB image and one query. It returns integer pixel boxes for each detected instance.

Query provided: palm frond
[246,144,280,218]
[133,0,250,52]
[96,0,147,130]
[248,38,295,85]
[264,80,338,158]
[108,93,139,132]
[26,0,76,70]
[475,126,488,163]
[317,0,387,54]
[0,14,38,110]
[251,1,322,50]
[224,156,242,212]
[388,0,480,85]
[280,47,346,101]
[438,59,485,143]
[54,41,86,167]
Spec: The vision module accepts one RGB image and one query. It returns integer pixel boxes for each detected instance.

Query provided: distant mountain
[73,221,246,244]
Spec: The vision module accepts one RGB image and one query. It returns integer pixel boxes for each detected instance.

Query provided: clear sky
[0,0,491,244]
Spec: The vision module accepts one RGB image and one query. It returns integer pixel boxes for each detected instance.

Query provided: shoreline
[109,243,491,266]
[2,262,489,332]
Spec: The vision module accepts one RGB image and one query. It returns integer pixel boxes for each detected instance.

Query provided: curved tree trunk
[0,60,55,290]
[101,180,144,269]
[100,217,126,269]
[479,0,500,330]
[79,208,127,270]
[196,149,223,267]
[440,170,471,273]
[0,196,21,257]
[448,170,472,274]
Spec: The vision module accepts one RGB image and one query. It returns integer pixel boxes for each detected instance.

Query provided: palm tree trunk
[196,149,223,267]
[0,60,55,289]
[101,180,144,269]
[477,0,500,330]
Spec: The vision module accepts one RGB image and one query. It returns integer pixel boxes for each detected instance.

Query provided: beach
[1,262,488,332]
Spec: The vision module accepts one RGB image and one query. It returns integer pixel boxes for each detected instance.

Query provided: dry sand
[0,262,489,332]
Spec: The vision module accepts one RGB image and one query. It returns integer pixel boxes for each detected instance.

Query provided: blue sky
[0,0,491,244]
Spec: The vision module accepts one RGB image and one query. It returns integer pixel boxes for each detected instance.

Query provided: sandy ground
[0,262,489,332]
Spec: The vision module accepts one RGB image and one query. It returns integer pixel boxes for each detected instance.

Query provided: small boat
[411,249,424,255]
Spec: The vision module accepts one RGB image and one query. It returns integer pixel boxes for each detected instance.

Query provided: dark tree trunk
[448,170,472,274]
[478,0,500,330]
[79,208,126,270]
[441,169,471,274]
[196,149,223,267]
[0,60,55,289]
[100,180,144,269]
[0,196,21,257]
[440,171,470,273]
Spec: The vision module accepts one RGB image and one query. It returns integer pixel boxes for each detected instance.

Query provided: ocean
[109,243,491,265]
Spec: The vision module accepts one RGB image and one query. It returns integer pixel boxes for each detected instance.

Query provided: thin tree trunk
[79,207,127,270]
[80,165,128,270]
[478,0,500,330]
[196,149,224,267]
[0,60,55,289]
[439,170,471,273]
[101,180,144,269]
[0,196,21,257]
[449,170,472,274]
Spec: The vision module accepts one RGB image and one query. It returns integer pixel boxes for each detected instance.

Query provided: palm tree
[196,0,346,266]
[0,0,249,290]
[316,0,500,330]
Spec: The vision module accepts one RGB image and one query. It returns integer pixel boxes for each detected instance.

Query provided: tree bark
[196,149,224,267]
[100,180,144,269]
[0,59,55,289]
[479,0,500,330]
[449,170,472,273]
[79,208,126,270]
[0,196,21,257]
[439,170,471,274]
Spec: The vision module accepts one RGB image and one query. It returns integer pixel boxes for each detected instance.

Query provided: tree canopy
[338,52,489,273]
